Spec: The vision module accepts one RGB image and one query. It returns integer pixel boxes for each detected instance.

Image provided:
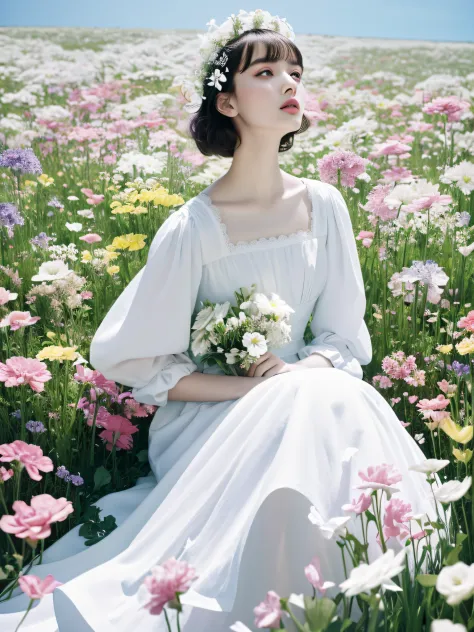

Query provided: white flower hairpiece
[174,9,296,114]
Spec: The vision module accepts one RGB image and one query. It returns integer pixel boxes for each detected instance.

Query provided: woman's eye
[257,70,302,80]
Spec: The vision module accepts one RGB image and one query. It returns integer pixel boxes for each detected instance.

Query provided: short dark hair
[189,29,311,158]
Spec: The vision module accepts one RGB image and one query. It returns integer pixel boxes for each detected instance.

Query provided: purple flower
[30,232,52,249]
[450,361,470,378]
[25,420,47,434]
[56,465,70,480]
[10,409,21,420]
[69,474,84,486]
[47,197,64,209]
[0,203,24,229]
[0,148,42,175]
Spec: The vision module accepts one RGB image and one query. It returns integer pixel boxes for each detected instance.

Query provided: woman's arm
[168,372,270,403]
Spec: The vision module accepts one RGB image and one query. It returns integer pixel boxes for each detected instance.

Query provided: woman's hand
[245,351,293,378]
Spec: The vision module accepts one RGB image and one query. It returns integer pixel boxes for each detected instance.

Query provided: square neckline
[197,177,315,253]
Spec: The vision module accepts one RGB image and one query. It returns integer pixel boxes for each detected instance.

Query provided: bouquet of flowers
[190,284,295,376]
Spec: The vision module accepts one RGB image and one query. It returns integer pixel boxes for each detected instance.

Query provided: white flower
[409,458,450,475]
[192,305,215,331]
[229,622,253,632]
[67,195,79,201]
[355,481,400,500]
[31,260,73,282]
[190,329,211,356]
[308,506,352,540]
[458,242,474,257]
[440,160,474,195]
[436,562,474,606]
[339,548,409,597]
[431,619,467,632]
[77,209,95,219]
[225,348,241,365]
[65,222,83,232]
[434,476,472,503]
[254,292,295,319]
[207,67,228,91]
[242,331,267,358]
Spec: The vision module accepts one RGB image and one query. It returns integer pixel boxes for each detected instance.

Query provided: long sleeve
[297,183,372,380]
[89,207,202,407]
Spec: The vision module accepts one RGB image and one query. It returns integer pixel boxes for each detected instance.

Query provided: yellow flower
[45,331,56,340]
[436,344,453,354]
[24,180,38,187]
[109,233,146,252]
[81,250,92,262]
[439,417,473,444]
[38,174,54,186]
[36,345,79,362]
[107,265,120,275]
[104,250,120,263]
[452,447,473,464]
[455,335,474,355]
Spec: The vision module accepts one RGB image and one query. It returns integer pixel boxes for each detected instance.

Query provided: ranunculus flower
[0,493,74,540]
[0,356,52,392]
[0,310,41,331]
[0,440,54,481]
[18,573,63,600]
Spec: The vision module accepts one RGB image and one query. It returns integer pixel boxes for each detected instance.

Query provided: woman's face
[218,40,306,139]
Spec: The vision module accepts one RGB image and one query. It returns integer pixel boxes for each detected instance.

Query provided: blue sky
[1,0,473,42]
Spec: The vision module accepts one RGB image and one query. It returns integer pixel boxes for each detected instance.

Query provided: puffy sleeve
[297,183,372,380]
[89,207,202,407]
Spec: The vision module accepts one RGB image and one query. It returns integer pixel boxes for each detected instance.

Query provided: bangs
[235,30,304,74]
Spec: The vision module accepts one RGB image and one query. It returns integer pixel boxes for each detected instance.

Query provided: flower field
[0,26,474,631]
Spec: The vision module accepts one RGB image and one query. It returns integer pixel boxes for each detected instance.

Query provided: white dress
[0,178,442,632]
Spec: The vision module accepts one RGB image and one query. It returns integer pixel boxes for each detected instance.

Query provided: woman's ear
[216,92,237,118]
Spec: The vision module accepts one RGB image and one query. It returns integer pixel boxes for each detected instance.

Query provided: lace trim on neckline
[198,178,314,252]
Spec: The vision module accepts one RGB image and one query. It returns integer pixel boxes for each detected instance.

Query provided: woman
[0,14,442,632]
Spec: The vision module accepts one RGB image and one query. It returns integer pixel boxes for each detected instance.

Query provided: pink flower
[80,187,104,205]
[139,557,198,615]
[369,140,412,159]
[304,556,336,596]
[0,494,74,540]
[79,233,102,244]
[356,464,402,498]
[98,415,139,451]
[0,287,18,306]
[422,96,471,122]
[317,150,368,188]
[416,394,450,412]
[342,492,372,515]
[0,466,14,482]
[0,310,41,331]
[404,193,452,213]
[382,497,413,541]
[0,440,54,481]
[18,574,63,600]
[381,166,413,182]
[361,184,398,223]
[0,356,52,392]
[253,590,283,629]
[356,230,375,247]
[458,310,474,333]
[80,290,93,299]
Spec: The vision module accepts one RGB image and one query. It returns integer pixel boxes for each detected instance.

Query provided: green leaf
[136,449,148,463]
[304,596,337,631]
[93,466,111,491]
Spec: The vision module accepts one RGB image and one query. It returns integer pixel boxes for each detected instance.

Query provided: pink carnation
[458,310,474,333]
[422,96,471,122]
[317,150,368,187]
[0,311,41,331]
[18,574,63,600]
[140,557,198,615]
[0,356,52,392]
[0,493,74,540]
[98,415,139,451]
[0,440,54,481]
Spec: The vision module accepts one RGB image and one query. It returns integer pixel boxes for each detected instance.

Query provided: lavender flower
[25,420,47,434]
[30,232,52,249]
[450,360,470,378]
[0,148,42,175]
[47,197,64,209]
[0,203,24,229]
[457,212,471,227]
[69,474,84,486]
[56,465,70,480]
[10,409,21,420]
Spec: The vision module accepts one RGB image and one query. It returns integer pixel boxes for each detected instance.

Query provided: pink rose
[18,574,63,600]
[0,493,74,540]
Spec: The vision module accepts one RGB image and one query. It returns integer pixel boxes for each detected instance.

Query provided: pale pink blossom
[0,466,14,482]
[422,96,471,122]
[404,193,453,213]
[80,188,104,205]
[79,233,102,244]
[369,140,412,159]
[381,166,413,182]
[139,557,198,615]
[437,380,457,395]
[342,492,372,515]
[416,394,450,412]
[18,574,63,600]
[356,230,375,247]
[361,184,398,223]
[80,290,93,299]
[253,590,283,629]
[458,310,474,333]
[0,494,74,540]
[0,287,18,306]
[317,150,368,187]
[0,356,52,392]
[356,464,403,498]
[304,555,336,595]
[382,497,413,541]
[0,440,54,481]
[0,310,41,331]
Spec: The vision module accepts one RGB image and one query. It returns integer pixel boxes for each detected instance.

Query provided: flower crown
[175,9,296,113]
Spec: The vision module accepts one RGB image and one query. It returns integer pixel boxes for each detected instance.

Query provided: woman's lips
[280,105,300,114]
